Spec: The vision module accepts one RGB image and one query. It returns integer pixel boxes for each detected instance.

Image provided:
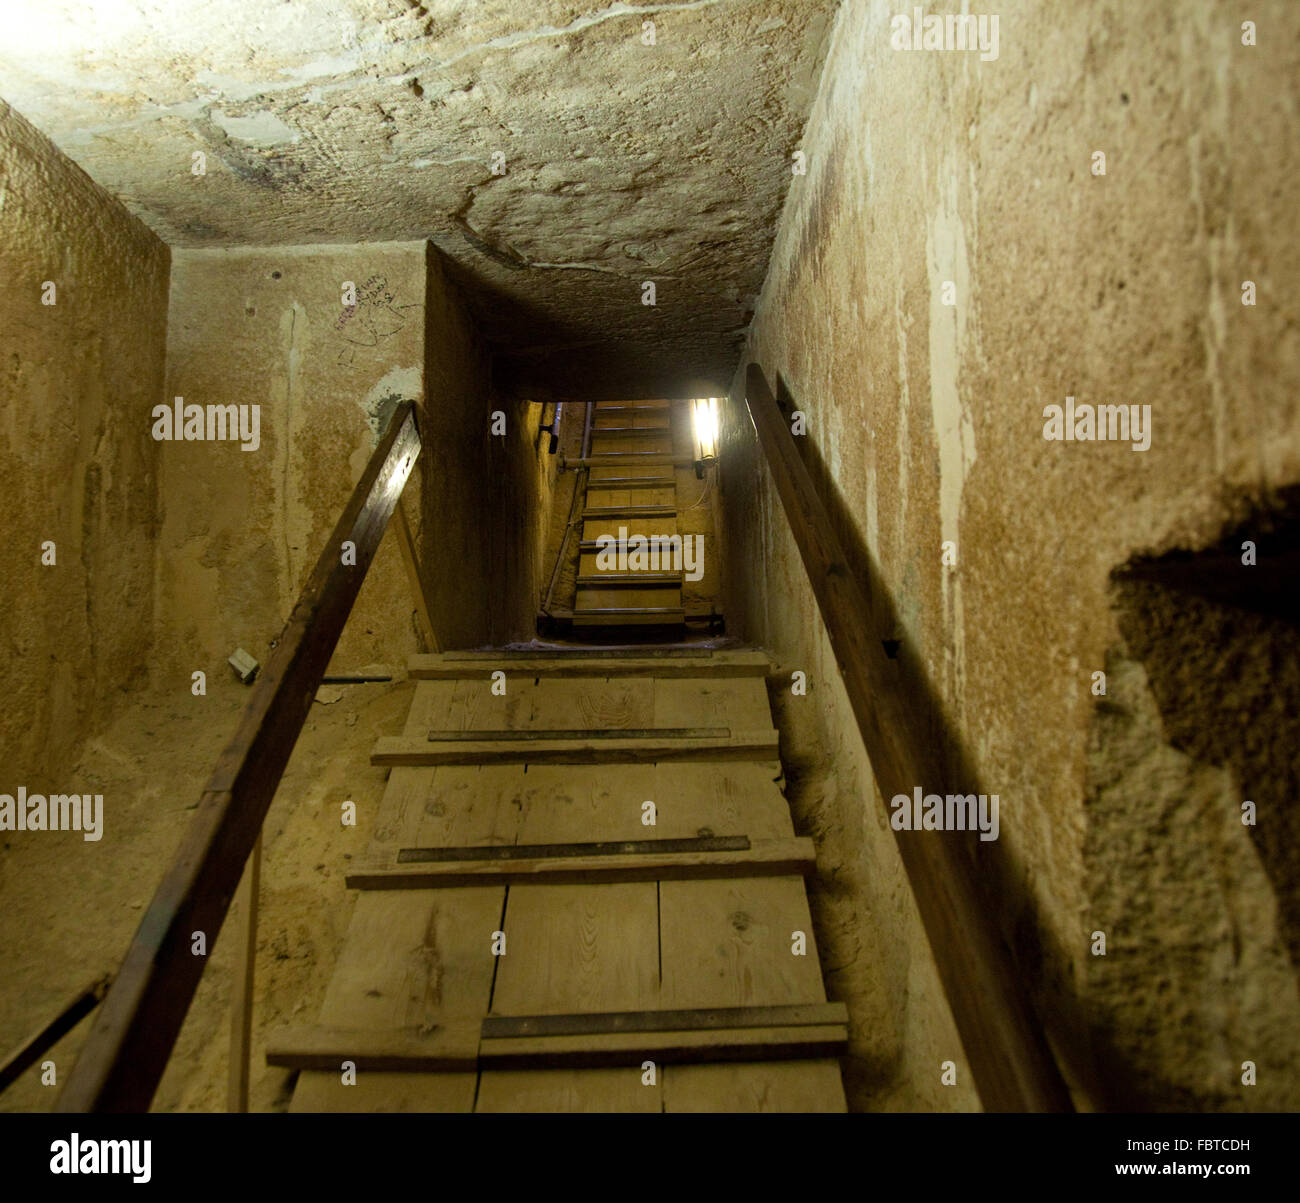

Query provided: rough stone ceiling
[0,0,834,399]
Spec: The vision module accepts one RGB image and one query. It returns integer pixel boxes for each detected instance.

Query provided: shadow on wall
[756,371,1298,1113]
[1084,489,1300,1110]
[764,371,1116,1111]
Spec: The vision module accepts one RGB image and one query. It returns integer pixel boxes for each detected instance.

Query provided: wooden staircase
[271,647,847,1112]
[576,400,689,628]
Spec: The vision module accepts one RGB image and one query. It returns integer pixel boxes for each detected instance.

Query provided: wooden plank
[268,1021,480,1071]
[289,1070,475,1113]
[572,608,686,626]
[657,876,846,1111]
[578,539,683,552]
[476,881,662,1111]
[477,724,665,1112]
[576,573,684,587]
[345,837,816,889]
[584,485,676,509]
[573,591,683,616]
[405,652,769,681]
[313,767,518,1034]
[368,765,491,851]
[646,762,793,840]
[287,759,520,1108]
[582,505,677,518]
[488,882,661,1020]
[663,1059,846,1113]
[744,363,1071,1112]
[474,1067,658,1113]
[406,651,773,678]
[593,399,672,410]
[272,1012,846,1072]
[225,832,260,1113]
[585,477,676,489]
[659,878,827,1010]
[653,730,846,1119]
[287,759,519,1113]
[480,1024,847,1068]
[565,455,694,468]
[397,835,751,860]
[582,516,678,541]
[587,425,669,436]
[590,431,672,449]
[58,401,423,1114]
[391,494,439,653]
[652,677,773,731]
[482,1002,847,1037]
[371,730,779,766]
[402,678,526,737]
[439,763,789,847]
[588,464,675,481]
[406,677,655,736]
[421,726,725,741]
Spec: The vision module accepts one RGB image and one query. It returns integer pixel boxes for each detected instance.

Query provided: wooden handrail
[0,973,114,1094]
[57,402,423,1112]
[743,364,1072,1112]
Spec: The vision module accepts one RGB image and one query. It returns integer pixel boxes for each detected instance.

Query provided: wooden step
[582,505,676,519]
[270,1022,479,1071]
[581,451,679,461]
[290,615,847,1113]
[345,836,816,889]
[270,1003,848,1072]
[577,538,686,551]
[399,676,775,738]
[576,573,684,587]
[590,426,670,437]
[574,591,682,616]
[573,607,686,627]
[593,400,672,411]
[585,475,675,489]
[406,650,772,678]
[371,728,779,765]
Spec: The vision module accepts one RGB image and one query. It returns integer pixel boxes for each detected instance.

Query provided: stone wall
[0,99,170,782]
[158,240,544,675]
[721,0,1300,1111]
[159,243,428,676]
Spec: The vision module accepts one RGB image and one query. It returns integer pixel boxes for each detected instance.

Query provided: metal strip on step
[396,835,749,864]
[425,726,728,742]
[481,1002,849,1040]
[572,607,686,617]
[576,574,684,586]
[437,648,728,659]
[586,477,676,487]
[582,505,677,518]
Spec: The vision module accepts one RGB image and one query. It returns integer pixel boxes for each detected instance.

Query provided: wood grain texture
[283,645,845,1113]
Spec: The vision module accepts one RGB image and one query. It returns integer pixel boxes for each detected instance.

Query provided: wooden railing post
[743,363,1072,1112]
[392,495,439,654]
[57,402,422,1113]
[226,832,261,1112]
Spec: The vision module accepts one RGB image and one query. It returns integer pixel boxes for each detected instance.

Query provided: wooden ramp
[273,648,847,1112]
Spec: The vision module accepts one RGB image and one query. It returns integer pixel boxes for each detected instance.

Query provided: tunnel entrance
[537,399,724,643]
